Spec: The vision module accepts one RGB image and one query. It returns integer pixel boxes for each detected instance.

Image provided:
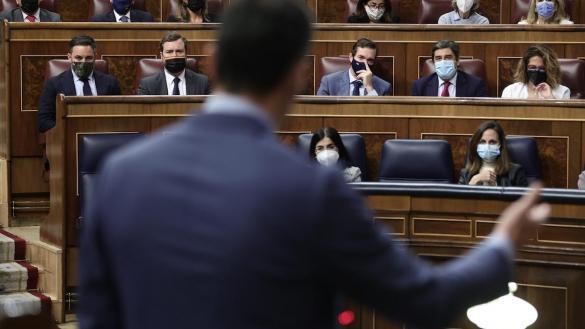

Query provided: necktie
[440,81,451,97]
[80,78,92,96]
[120,15,129,22]
[172,77,181,96]
[351,80,362,96]
[25,15,36,22]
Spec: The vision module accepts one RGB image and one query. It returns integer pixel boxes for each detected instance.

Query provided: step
[0,261,40,293]
[0,291,52,319]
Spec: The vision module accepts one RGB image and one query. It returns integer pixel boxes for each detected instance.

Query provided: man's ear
[348,53,352,63]
[67,53,72,61]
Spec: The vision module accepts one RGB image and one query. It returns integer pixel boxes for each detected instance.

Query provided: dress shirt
[437,73,458,97]
[21,8,40,22]
[501,82,571,99]
[438,11,489,24]
[72,70,97,96]
[164,69,186,96]
[348,69,378,96]
[113,10,131,22]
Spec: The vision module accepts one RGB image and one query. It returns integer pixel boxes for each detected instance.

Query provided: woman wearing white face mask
[347,0,399,24]
[518,0,573,24]
[438,0,489,24]
[459,121,528,187]
[309,127,362,183]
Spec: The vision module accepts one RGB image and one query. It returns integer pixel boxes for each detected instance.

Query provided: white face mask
[316,150,339,167]
[456,0,475,13]
[365,6,385,21]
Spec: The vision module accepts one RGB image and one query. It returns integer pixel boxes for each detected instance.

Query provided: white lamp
[467,282,538,329]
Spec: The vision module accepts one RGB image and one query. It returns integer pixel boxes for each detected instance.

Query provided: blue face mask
[434,60,457,81]
[536,1,555,19]
[477,144,501,161]
[112,0,133,15]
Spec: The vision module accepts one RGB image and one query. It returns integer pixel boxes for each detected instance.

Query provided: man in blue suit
[90,0,155,22]
[37,35,121,133]
[78,1,548,329]
[412,40,488,97]
[317,38,392,96]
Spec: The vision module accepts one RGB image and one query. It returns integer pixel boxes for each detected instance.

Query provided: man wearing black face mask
[37,36,121,133]
[90,0,154,22]
[166,0,218,23]
[137,32,211,96]
[0,0,61,22]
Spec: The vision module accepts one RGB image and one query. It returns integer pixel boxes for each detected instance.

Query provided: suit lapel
[94,71,107,95]
[456,71,467,97]
[340,71,350,96]
[107,12,116,22]
[13,9,25,22]
[158,72,168,95]
[63,70,77,96]
[427,74,439,97]
[39,9,49,22]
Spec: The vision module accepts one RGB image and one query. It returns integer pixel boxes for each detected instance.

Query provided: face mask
[477,144,501,161]
[527,69,547,86]
[164,57,187,74]
[536,1,555,19]
[20,0,39,15]
[71,61,94,80]
[185,0,205,12]
[316,150,339,167]
[112,0,133,15]
[456,0,474,13]
[364,6,385,21]
[434,60,457,81]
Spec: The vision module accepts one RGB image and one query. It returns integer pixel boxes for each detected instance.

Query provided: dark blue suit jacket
[317,70,392,96]
[90,9,155,22]
[79,98,511,329]
[37,70,121,133]
[412,71,488,97]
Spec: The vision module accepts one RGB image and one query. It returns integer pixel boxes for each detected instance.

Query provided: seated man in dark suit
[0,0,61,22]
[37,35,121,133]
[412,40,487,97]
[137,32,210,96]
[90,0,154,22]
[317,38,391,96]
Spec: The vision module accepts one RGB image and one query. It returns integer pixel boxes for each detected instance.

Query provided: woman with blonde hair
[501,44,570,99]
[518,0,573,24]
[167,0,217,23]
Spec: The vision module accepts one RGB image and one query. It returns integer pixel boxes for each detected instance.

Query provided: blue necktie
[351,80,362,96]
[80,78,92,96]
[172,77,181,95]
[120,15,129,22]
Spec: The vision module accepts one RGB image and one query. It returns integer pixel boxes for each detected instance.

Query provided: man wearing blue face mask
[90,0,155,22]
[412,40,487,98]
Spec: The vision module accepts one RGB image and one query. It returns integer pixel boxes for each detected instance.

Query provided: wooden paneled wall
[2,0,583,23]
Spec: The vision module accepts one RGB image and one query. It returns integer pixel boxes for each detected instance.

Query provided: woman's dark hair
[514,44,562,89]
[466,121,511,176]
[309,127,353,168]
[352,0,395,23]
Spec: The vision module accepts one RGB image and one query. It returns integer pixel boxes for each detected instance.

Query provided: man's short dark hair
[216,0,312,94]
[431,40,460,61]
[351,38,377,57]
[69,35,97,53]
[159,32,188,52]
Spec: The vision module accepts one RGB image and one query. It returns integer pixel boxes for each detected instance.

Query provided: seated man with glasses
[347,0,399,23]
[317,38,391,96]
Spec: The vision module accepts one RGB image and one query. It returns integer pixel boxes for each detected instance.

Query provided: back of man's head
[216,0,312,94]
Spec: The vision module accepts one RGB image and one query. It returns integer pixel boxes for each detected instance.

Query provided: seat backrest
[511,0,572,23]
[167,0,223,19]
[345,0,401,21]
[320,56,393,92]
[44,59,108,82]
[298,133,368,180]
[559,58,585,99]
[417,0,452,24]
[379,139,454,183]
[506,137,541,183]
[421,58,487,83]
[1,0,57,12]
[77,133,144,227]
[88,0,146,19]
[134,58,198,92]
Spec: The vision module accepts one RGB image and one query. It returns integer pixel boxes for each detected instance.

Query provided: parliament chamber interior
[1,0,585,328]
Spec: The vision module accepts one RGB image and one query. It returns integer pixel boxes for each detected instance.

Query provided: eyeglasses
[366,2,385,10]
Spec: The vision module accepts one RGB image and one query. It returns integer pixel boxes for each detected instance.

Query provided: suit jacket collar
[338,70,351,95]
[39,9,52,22]
[11,8,24,22]
[184,69,197,95]
[155,71,169,95]
[425,73,440,97]
[63,69,108,95]
[93,70,109,95]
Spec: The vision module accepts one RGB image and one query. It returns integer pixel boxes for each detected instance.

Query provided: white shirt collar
[113,10,131,22]
[164,69,186,85]
[437,72,458,86]
[21,8,40,21]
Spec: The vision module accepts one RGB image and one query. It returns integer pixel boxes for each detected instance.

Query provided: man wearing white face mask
[438,0,489,24]
[412,40,487,98]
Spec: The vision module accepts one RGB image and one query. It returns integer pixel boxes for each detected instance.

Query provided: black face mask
[527,69,547,86]
[165,57,187,74]
[184,0,205,12]
[20,0,39,15]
